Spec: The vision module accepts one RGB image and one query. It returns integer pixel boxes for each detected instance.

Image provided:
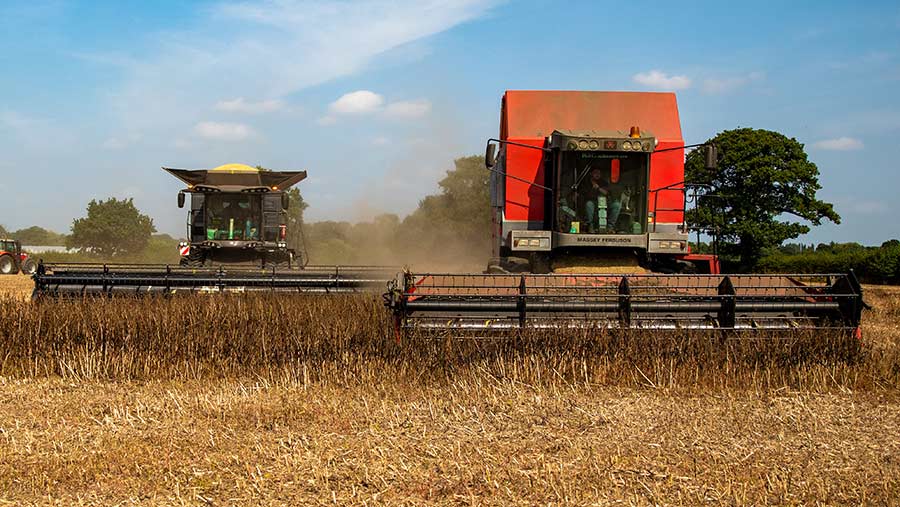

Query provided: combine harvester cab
[385,91,865,336]
[32,163,397,297]
[166,163,305,268]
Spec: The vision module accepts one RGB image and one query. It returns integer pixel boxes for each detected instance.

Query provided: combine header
[386,272,864,333]
[384,91,865,335]
[33,263,394,297]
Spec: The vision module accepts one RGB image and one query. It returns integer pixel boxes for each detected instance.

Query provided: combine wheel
[529,253,551,274]
[264,254,293,271]
[179,250,206,268]
[20,258,36,275]
[0,255,18,275]
[486,257,509,274]
[486,256,530,274]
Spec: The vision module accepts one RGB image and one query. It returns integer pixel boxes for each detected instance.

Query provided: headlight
[623,140,633,150]
[578,140,589,150]
[567,142,577,150]
[588,140,599,149]
[643,142,651,151]
[529,239,541,246]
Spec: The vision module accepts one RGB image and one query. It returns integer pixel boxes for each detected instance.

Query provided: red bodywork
[0,240,31,273]
[499,90,685,226]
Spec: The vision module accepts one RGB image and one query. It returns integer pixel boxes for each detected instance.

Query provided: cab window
[556,152,648,235]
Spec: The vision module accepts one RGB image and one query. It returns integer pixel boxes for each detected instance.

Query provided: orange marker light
[629,126,641,138]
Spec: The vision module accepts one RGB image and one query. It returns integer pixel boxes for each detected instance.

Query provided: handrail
[649,183,714,234]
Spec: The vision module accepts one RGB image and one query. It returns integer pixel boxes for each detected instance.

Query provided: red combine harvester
[485,91,717,274]
[385,91,865,334]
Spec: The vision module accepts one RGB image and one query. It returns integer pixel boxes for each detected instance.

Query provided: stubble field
[0,275,898,505]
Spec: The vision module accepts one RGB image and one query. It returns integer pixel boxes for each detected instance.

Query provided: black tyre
[20,258,36,275]
[264,253,293,271]
[179,249,206,267]
[0,255,18,275]
[529,252,552,274]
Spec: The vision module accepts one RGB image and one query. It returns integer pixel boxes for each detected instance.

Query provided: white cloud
[323,93,432,122]
[632,70,691,90]
[384,99,432,118]
[193,121,255,141]
[215,97,285,114]
[702,72,765,94]
[329,90,385,114]
[102,0,497,137]
[812,137,864,151]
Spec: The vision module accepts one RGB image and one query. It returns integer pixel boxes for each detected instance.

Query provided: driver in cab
[578,167,609,234]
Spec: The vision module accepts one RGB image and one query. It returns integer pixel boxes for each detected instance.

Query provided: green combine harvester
[32,164,396,296]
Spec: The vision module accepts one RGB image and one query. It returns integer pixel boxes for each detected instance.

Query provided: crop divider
[618,276,631,327]
[103,264,110,297]
[717,276,736,329]
[517,275,527,328]
[217,266,226,292]
[831,270,865,329]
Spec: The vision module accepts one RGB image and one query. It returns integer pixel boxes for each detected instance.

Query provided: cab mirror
[281,193,290,210]
[705,144,719,171]
[485,143,497,169]
[177,192,185,208]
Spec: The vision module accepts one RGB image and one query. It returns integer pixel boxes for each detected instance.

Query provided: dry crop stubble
[0,274,32,301]
[0,280,898,504]
[0,378,898,504]
[0,292,895,390]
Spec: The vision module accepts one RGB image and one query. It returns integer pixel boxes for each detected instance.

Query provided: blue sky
[1,0,898,245]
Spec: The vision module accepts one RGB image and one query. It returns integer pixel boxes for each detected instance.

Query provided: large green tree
[67,198,156,257]
[686,128,840,267]
[401,155,490,251]
[284,187,309,259]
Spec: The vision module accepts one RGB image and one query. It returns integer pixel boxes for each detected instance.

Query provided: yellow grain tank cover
[163,164,307,191]
[209,163,260,173]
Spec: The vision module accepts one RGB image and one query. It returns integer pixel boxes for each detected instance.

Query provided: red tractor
[0,239,36,275]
